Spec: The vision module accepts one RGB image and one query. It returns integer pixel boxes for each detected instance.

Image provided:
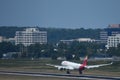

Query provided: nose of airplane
[61,61,65,65]
[61,61,67,65]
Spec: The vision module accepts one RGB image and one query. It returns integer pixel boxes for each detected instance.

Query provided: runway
[0,71,119,80]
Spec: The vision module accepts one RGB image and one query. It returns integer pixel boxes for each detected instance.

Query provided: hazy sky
[0,0,120,29]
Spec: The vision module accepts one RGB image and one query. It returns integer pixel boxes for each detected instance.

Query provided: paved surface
[0,71,119,80]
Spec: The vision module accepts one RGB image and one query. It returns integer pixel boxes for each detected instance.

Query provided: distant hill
[0,26,102,43]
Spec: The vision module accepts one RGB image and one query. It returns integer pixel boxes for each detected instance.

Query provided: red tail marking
[79,56,88,72]
[82,56,88,66]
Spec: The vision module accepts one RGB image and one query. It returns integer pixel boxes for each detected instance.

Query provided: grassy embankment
[0,59,119,80]
[0,59,82,80]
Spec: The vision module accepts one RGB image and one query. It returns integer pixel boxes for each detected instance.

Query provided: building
[0,36,5,42]
[0,36,15,44]
[60,38,96,44]
[0,36,15,43]
[108,24,120,28]
[8,38,15,44]
[0,36,8,42]
[106,34,120,49]
[60,39,74,44]
[100,31,108,43]
[15,28,47,46]
[76,38,95,42]
[100,24,120,43]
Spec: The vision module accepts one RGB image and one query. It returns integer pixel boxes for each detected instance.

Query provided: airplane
[46,56,113,74]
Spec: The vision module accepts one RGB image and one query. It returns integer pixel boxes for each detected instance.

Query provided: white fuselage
[61,61,81,69]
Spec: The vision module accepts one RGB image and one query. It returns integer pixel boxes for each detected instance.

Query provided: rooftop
[25,28,39,32]
[108,24,120,28]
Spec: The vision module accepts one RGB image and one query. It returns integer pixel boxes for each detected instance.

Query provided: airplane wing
[46,64,60,68]
[46,64,74,70]
[85,62,113,69]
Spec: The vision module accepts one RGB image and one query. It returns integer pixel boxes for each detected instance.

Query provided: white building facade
[76,38,95,42]
[15,28,47,46]
[60,38,96,44]
[106,34,120,49]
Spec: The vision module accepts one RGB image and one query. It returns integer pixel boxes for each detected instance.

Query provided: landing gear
[60,68,63,71]
[79,66,84,74]
[79,70,83,74]
[66,69,70,74]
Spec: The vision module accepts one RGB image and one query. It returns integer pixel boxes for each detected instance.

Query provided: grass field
[0,59,119,80]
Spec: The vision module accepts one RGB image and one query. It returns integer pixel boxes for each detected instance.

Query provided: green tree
[0,42,18,58]
[106,47,117,56]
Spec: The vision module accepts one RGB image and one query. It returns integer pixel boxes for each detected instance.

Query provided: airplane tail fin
[82,56,88,66]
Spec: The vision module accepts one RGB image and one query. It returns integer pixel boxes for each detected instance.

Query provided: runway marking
[0,71,119,80]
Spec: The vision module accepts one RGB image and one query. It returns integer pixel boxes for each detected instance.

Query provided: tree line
[0,26,102,43]
[0,42,119,60]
